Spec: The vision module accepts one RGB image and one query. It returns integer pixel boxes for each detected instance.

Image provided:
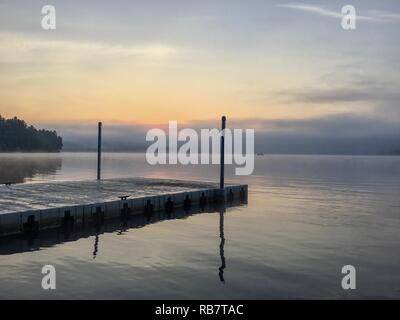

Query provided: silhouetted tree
[0,116,62,152]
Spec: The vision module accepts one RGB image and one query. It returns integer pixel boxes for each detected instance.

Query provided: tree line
[0,116,62,152]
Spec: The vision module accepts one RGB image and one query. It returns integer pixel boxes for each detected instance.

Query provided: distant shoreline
[0,116,63,152]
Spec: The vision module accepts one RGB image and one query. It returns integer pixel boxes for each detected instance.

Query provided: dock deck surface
[0,178,218,214]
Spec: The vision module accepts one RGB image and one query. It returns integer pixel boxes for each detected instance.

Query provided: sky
[0,0,399,153]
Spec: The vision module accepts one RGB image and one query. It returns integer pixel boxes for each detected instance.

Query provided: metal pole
[220,116,226,189]
[97,122,102,180]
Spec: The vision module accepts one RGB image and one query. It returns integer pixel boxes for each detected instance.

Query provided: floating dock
[0,178,247,237]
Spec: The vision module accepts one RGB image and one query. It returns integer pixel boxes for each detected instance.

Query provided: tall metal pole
[97,122,102,180]
[220,116,226,189]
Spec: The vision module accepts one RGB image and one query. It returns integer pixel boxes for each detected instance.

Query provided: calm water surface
[0,153,399,299]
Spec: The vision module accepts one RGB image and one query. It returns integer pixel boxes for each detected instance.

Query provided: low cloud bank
[44,113,400,155]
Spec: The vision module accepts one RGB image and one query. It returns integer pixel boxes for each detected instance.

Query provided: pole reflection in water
[93,234,99,259]
[218,206,226,283]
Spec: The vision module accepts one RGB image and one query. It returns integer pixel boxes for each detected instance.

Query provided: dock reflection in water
[0,198,246,275]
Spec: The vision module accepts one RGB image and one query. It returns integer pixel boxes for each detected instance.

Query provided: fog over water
[42,114,400,155]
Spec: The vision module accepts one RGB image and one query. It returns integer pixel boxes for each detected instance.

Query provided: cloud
[255,114,399,137]
[368,10,400,22]
[274,74,400,119]
[45,122,150,151]
[278,3,400,23]
[279,4,342,19]
[52,113,399,154]
[186,113,400,137]
[280,83,400,104]
[0,32,177,65]
[228,114,400,154]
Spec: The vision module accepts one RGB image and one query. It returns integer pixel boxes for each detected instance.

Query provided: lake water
[0,152,399,299]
